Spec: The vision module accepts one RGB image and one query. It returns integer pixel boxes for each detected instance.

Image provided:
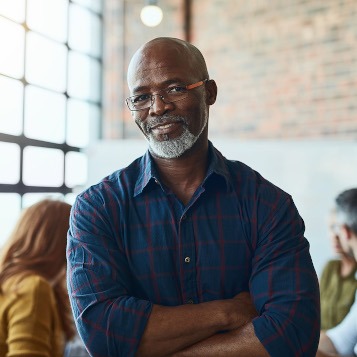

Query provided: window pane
[65,192,77,205]
[27,0,68,43]
[0,75,23,135]
[22,192,64,208]
[23,146,64,186]
[69,4,101,58]
[67,99,100,147]
[65,151,87,188]
[0,142,20,184]
[0,0,25,23]
[71,0,102,14]
[0,193,21,247]
[0,17,25,78]
[24,85,66,143]
[68,51,101,102]
[26,31,67,92]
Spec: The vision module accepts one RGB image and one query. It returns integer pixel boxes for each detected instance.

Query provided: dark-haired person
[67,37,320,356]
[0,199,75,356]
[320,191,357,330]
[317,188,357,357]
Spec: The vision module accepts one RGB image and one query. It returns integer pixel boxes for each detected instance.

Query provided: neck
[151,138,209,205]
[340,253,357,277]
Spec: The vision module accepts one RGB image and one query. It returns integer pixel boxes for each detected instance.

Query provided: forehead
[128,42,197,91]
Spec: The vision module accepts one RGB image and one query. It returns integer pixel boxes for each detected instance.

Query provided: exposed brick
[103,0,357,140]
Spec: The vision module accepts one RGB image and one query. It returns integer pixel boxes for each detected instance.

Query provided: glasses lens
[126,87,190,111]
[165,89,188,103]
[127,95,151,110]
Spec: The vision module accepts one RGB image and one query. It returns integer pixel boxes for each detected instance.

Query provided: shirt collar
[134,149,159,197]
[202,141,232,191]
[134,141,232,197]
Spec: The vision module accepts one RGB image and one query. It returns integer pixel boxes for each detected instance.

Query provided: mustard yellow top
[0,275,65,357]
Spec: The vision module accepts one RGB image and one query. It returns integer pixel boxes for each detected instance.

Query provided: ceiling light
[140,1,163,27]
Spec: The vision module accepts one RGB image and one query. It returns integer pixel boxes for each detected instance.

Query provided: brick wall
[193,0,357,139]
[103,0,357,140]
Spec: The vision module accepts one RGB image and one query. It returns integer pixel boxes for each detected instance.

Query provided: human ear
[205,79,217,105]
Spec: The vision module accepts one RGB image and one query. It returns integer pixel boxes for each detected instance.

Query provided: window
[0,0,102,246]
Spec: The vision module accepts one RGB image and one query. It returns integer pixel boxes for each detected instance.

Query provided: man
[67,37,320,356]
[319,194,357,330]
[317,188,357,357]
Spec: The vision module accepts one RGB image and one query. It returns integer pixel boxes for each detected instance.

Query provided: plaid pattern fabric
[67,142,320,357]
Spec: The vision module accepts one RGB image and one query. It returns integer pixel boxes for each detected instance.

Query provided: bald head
[127,37,209,90]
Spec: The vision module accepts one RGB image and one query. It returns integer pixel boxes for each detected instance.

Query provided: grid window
[24,85,66,143]
[0,75,23,135]
[72,0,102,14]
[67,99,101,148]
[26,31,68,92]
[0,193,21,247]
[0,17,25,78]
[68,51,101,102]
[69,3,102,58]
[0,0,25,23]
[0,0,102,244]
[65,151,88,188]
[23,146,64,187]
[0,142,20,184]
[27,0,68,43]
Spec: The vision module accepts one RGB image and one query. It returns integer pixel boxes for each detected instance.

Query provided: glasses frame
[125,79,208,111]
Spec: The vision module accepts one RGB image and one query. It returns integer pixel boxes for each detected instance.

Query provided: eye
[132,94,150,103]
[167,86,187,94]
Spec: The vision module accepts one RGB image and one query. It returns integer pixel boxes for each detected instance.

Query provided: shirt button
[154,179,159,184]
[184,257,191,263]
[182,214,187,220]
[186,299,194,304]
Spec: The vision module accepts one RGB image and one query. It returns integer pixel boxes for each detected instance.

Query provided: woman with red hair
[0,199,75,356]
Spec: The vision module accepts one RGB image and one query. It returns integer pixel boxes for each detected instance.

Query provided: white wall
[85,138,357,276]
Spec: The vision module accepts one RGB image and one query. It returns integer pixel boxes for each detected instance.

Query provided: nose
[149,94,173,116]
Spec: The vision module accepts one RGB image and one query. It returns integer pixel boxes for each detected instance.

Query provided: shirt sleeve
[250,193,320,356]
[326,295,357,356]
[66,190,153,357]
[7,276,57,357]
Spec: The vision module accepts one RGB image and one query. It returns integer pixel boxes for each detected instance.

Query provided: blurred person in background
[0,199,75,357]
[320,191,357,330]
[317,188,357,356]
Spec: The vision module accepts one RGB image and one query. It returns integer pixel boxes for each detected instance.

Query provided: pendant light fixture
[140,0,163,27]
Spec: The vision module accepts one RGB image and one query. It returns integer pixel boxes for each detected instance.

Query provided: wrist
[213,299,239,331]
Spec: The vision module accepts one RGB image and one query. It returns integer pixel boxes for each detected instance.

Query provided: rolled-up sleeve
[67,191,152,357]
[251,195,320,356]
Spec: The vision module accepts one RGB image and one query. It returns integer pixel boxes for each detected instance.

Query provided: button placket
[179,209,197,306]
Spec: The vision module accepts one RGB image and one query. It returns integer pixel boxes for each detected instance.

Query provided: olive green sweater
[320,260,357,330]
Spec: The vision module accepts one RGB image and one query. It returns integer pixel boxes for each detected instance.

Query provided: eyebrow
[132,78,186,93]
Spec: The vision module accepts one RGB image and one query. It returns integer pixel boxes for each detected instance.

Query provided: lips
[151,121,183,135]
[143,115,188,137]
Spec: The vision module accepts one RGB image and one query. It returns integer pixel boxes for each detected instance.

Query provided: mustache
[143,114,188,132]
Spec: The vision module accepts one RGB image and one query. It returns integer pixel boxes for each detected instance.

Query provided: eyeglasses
[125,79,208,111]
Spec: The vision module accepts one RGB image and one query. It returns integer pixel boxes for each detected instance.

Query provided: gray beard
[146,115,207,159]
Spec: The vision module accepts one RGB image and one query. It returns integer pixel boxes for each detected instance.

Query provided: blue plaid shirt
[67,142,320,357]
